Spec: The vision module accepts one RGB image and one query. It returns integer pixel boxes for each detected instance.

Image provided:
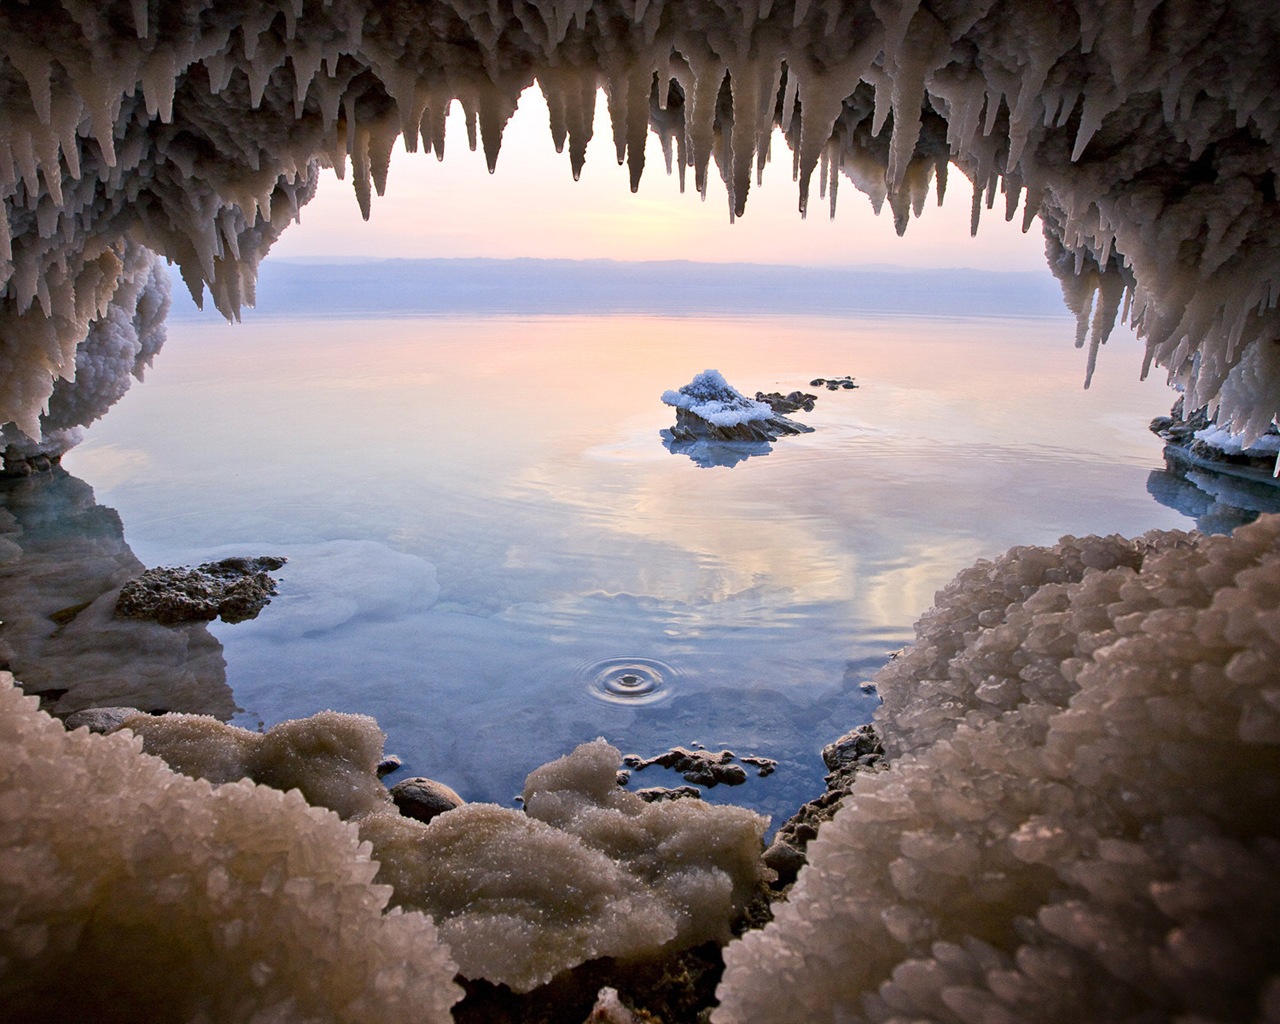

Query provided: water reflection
[0,468,231,718]
[662,434,775,467]
[1147,455,1280,534]
[59,310,1194,820]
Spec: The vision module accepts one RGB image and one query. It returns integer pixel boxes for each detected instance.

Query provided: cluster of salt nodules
[662,369,813,442]
[0,672,462,1023]
[62,706,769,996]
[714,514,1280,1024]
[4,1,1280,449]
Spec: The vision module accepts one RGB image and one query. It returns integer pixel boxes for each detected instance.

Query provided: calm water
[61,309,1194,822]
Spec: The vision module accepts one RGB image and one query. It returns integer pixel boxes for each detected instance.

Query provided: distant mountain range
[169,257,1069,320]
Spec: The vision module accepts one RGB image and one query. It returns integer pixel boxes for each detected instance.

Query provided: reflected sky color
[269,87,1048,270]
[64,310,1188,822]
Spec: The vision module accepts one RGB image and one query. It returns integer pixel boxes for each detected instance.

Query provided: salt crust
[714,514,1280,1024]
[109,713,771,994]
[0,673,461,1023]
[3,1,1280,450]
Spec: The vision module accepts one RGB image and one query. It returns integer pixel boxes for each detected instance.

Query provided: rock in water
[115,556,286,624]
[661,370,813,443]
[389,776,465,823]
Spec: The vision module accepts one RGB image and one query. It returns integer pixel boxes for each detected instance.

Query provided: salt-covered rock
[662,370,814,444]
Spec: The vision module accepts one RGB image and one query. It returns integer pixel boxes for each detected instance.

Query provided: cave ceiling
[2,0,1279,451]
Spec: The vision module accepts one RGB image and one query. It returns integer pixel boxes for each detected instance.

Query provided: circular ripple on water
[579,657,679,706]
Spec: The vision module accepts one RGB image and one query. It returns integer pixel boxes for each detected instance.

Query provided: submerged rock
[636,786,702,803]
[115,556,286,625]
[624,747,754,788]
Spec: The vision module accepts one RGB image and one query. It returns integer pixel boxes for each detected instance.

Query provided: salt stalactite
[3,0,1279,453]
[1,240,169,468]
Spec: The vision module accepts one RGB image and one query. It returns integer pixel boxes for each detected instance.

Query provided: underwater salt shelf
[47,304,1196,822]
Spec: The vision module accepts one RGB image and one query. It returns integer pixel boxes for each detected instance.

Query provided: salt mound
[377,739,769,993]
[715,515,1280,1023]
[118,712,771,994]
[0,672,460,1023]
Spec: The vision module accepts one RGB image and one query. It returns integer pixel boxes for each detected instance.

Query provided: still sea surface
[63,302,1202,824]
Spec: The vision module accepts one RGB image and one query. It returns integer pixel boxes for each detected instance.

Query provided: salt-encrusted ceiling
[2,0,1278,450]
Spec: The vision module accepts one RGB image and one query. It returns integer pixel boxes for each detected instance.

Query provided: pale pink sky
[270,88,1049,271]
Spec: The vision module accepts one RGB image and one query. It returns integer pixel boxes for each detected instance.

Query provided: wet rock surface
[63,706,145,734]
[622,746,780,789]
[754,390,817,414]
[635,786,702,803]
[1151,397,1280,479]
[389,776,465,824]
[623,748,746,788]
[808,376,859,391]
[115,556,287,625]
[763,724,887,888]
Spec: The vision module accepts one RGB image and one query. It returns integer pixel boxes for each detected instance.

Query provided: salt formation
[0,240,169,471]
[0,672,461,1023]
[119,713,771,994]
[3,1,1280,456]
[714,516,1280,1024]
[662,369,813,442]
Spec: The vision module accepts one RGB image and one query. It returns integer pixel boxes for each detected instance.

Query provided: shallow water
[60,308,1196,823]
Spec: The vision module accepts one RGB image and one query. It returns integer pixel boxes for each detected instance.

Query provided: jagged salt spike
[352,125,373,219]
[829,151,840,221]
[780,65,799,134]
[31,128,63,207]
[9,49,53,126]
[1072,88,1114,161]
[686,57,725,198]
[1021,188,1042,230]
[625,64,652,192]
[729,61,763,216]
[130,0,148,37]
[539,75,570,153]
[970,177,983,236]
[633,0,650,22]
[886,63,928,191]
[285,0,303,40]
[792,0,812,28]
[871,72,892,137]
[568,75,596,179]
[141,51,178,123]
[936,159,948,205]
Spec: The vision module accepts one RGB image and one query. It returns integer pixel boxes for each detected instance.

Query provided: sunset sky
[269,87,1049,270]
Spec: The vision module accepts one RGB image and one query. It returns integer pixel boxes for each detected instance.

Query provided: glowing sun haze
[270,87,1048,271]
